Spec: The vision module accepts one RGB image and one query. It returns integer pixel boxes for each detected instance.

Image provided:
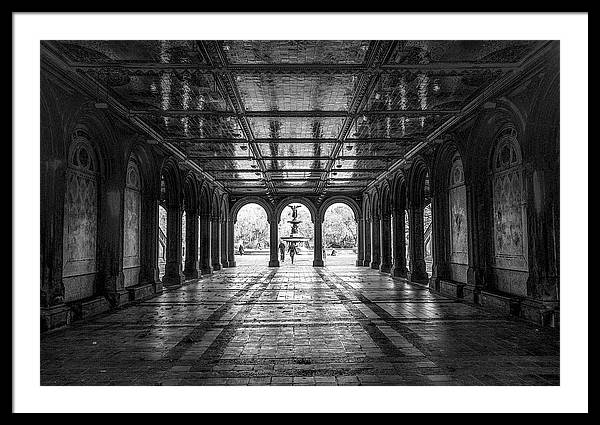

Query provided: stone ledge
[520,299,560,328]
[127,283,155,302]
[41,304,73,332]
[439,280,465,299]
[80,296,111,320]
[479,290,521,316]
[462,284,480,304]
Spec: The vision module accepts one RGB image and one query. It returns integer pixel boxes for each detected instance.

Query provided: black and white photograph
[13,12,587,413]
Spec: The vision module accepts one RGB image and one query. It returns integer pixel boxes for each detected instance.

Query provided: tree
[234,204,269,249]
[323,203,357,248]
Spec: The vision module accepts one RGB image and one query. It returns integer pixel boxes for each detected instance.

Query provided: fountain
[280,204,310,248]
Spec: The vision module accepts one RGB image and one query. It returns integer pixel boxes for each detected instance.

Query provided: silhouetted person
[288,243,298,264]
[279,241,286,261]
[238,244,245,255]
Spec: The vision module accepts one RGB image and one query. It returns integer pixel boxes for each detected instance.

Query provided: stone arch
[370,189,380,220]
[231,196,274,223]
[61,127,103,302]
[489,122,529,290]
[159,157,182,208]
[275,196,317,224]
[182,172,200,213]
[379,181,392,218]
[317,196,360,223]
[391,171,408,212]
[407,156,430,209]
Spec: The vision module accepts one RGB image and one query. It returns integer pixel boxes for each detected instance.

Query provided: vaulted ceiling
[42,40,547,198]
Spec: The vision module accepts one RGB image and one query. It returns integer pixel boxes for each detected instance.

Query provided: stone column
[199,212,212,275]
[183,209,199,280]
[313,217,324,267]
[227,218,236,267]
[363,217,371,267]
[379,214,392,273]
[163,204,184,287]
[144,195,161,291]
[370,215,381,269]
[390,208,408,278]
[465,183,484,302]
[210,215,222,271]
[220,217,229,268]
[408,205,428,283]
[429,193,448,291]
[356,217,365,266]
[268,218,280,267]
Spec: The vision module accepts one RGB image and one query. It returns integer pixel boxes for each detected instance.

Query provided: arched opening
[234,203,270,266]
[490,125,528,296]
[181,211,186,270]
[448,152,469,283]
[123,159,142,289]
[278,203,314,265]
[322,203,357,266]
[157,175,167,281]
[405,210,410,270]
[424,171,432,274]
[62,129,100,302]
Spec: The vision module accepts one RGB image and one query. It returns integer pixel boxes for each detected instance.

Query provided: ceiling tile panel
[223,40,370,64]
[249,117,344,139]
[237,73,357,111]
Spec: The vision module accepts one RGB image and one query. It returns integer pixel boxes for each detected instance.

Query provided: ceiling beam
[130,109,458,118]
[68,61,519,73]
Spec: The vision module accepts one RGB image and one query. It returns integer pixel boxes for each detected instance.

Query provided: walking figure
[288,243,298,264]
[279,241,286,261]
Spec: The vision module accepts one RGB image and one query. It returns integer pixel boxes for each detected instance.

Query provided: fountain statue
[280,204,310,247]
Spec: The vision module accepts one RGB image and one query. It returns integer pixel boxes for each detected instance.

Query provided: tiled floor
[41,260,560,386]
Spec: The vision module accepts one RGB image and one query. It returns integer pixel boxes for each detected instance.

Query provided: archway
[234,203,270,266]
[158,176,167,281]
[322,203,358,266]
[278,202,314,265]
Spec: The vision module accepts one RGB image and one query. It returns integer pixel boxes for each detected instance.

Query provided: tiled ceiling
[45,40,545,196]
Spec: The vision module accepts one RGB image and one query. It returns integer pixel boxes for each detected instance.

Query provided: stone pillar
[220,217,229,268]
[163,204,184,287]
[227,218,236,267]
[408,205,428,283]
[199,212,212,275]
[145,195,162,291]
[429,193,448,291]
[379,214,392,273]
[465,183,484,301]
[356,217,365,267]
[210,215,222,271]
[183,210,199,280]
[370,215,381,269]
[268,218,280,267]
[313,217,324,267]
[390,208,408,278]
[363,217,371,267]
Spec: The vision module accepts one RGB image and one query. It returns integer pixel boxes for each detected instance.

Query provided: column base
[105,289,130,308]
[201,266,213,275]
[355,259,365,267]
[183,269,199,280]
[390,265,408,278]
[313,259,324,267]
[268,260,280,267]
[408,270,429,284]
[162,272,184,287]
[370,261,380,269]
[127,282,156,301]
[227,260,236,267]
[212,263,222,271]
[221,260,230,268]
[379,262,392,273]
